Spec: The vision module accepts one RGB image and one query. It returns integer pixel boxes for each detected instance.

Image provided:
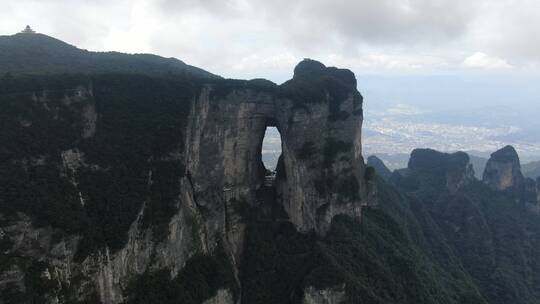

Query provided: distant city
[363,104,540,167]
[262,98,540,175]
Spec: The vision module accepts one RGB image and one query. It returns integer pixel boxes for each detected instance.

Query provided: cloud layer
[1,0,540,80]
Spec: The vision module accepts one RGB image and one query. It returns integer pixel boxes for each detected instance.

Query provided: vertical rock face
[480,146,540,208]
[275,59,367,234]
[400,149,475,193]
[0,59,367,303]
[483,145,524,192]
[0,193,213,304]
[303,285,346,304]
[186,59,367,237]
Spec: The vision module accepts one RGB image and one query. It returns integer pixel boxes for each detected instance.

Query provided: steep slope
[367,155,392,181]
[239,176,488,304]
[0,32,216,78]
[392,147,540,304]
[0,56,369,303]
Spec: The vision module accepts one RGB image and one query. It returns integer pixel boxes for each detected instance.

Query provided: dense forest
[0,33,216,78]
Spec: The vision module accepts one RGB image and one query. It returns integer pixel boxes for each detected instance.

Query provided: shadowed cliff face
[186,59,367,237]
[482,145,540,210]
[391,148,475,194]
[483,145,524,192]
[0,60,368,303]
[388,147,540,304]
[482,145,527,207]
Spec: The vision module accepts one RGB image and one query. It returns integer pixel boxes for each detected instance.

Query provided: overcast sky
[2,0,540,81]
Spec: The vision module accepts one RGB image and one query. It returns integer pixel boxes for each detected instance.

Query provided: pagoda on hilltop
[20,25,36,34]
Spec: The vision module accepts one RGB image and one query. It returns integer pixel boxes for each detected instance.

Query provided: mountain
[482,145,525,192]
[391,147,540,304]
[0,47,371,303]
[523,160,540,179]
[0,32,216,78]
[2,33,540,304]
[390,148,475,194]
[370,152,488,179]
[367,155,392,180]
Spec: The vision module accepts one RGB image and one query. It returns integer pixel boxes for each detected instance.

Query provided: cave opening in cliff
[261,126,282,172]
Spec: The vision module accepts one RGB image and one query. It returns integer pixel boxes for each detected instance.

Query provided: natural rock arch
[184,59,368,242]
[0,59,373,303]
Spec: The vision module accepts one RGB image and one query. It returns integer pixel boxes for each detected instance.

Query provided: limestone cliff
[0,59,368,303]
[186,59,367,237]
[480,145,540,209]
[483,145,524,192]
[397,149,475,194]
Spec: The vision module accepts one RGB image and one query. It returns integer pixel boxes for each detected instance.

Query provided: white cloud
[468,0,540,65]
[463,52,512,69]
[232,53,299,71]
[2,0,540,78]
[326,53,450,71]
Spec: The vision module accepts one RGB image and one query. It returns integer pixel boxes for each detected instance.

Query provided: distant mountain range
[369,152,540,181]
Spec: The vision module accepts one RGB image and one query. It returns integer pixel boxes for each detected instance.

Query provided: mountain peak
[408,149,470,171]
[292,58,357,88]
[483,145,524,192]
[293,59,326,79]
[490,145,520,163]
[367,155,392,181]
[403,149,474,193]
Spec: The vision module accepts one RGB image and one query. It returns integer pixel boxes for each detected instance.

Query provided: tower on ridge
[21,25,36,34]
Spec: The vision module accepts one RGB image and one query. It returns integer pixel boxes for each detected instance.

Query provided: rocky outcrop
[303,285,346,304]
[0,213,81,303]
[185,59,367,238]
[86,184,214,304]
[397,149,475,193]
[483,145,524,192]
[0,196,212,303]
[0,59,368,303]
[277,60,366,234]
[481,146,540,209]
[367,155,392,181]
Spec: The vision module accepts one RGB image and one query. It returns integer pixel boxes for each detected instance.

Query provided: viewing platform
[264,171,276,187]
